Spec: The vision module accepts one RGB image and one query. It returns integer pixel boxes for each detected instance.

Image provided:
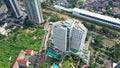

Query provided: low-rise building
[12,50,37,68]
[113,62,120,68]
[0,27,8,36]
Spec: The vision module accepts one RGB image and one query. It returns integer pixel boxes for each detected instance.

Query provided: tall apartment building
[4,0,22,18]
[52,19,87,51]
[52,19,90,64]
[70,21,88,51]
[23,0,44,24]
[53,22,68,51]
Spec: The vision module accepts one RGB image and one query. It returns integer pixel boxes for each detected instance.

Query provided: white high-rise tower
[52,19,90,64]
[70,21,88,51]
[23,0,44,24]
[4,0,22,18]
[53,22,68,51]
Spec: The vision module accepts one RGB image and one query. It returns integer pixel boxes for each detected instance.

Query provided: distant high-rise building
[23,0,44,24]
[4,0,22,18]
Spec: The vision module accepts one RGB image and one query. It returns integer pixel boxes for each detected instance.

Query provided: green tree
[101,27,109,34]
[79,2,84,8]
[50,14,60,22]
[90,24,96,30]
[90,63,97,68]
[94,36,104,48]
[113,44,120,62]
[41,62,47,68]
[23,20,34,29]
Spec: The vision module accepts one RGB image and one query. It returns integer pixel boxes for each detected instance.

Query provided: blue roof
[51,63,58,68]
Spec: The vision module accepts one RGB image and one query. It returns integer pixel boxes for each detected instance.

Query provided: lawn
[61,56,78,68]
[0,25,44,68]
[102,39,115,47]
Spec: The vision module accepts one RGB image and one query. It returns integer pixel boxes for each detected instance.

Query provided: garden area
[0,24,44,68]
[41,55,84,68]
[89,33,120,68]
[0,10,62,67]
[82,21,120,38]
[62,56,74,68]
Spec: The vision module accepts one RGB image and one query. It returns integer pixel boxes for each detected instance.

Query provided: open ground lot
[102,39,115,47]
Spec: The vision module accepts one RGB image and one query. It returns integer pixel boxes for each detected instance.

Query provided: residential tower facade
[4,0,22,18]
[52,19,90,64]
[23,0,44,24]
[52,19,88,51]
[53,23,68,51]
[70,21,88,51]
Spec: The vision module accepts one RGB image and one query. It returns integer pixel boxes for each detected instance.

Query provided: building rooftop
[73,8,120,25]
[12,50,37,68]
[53,19,74,27]
[73,20,88,31]
[46,47,65,60]
[25,50,33,55]
[54,5,72,12]
[46,47,57,58]
[17,59,28,67]
[113,63,120,68]
[53,19,86,30]
[70,48,90,64]
[0,27,8,36]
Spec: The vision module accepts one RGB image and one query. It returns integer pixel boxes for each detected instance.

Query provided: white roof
[73,20,88,31]
[73,8,120,25]
[113,63,117,68]
[0,27,7,35]
[54,5,72,12]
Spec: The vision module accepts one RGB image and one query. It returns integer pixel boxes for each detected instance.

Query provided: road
[40,16,52,51]
[38,16,52,67]
[76,60,80,68]
[42,23,52,50]
[85,36,92,50]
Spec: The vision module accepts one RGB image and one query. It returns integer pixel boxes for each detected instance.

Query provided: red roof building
[25,50,33,55]
[17,59,29,67]
[12,50,36,68]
